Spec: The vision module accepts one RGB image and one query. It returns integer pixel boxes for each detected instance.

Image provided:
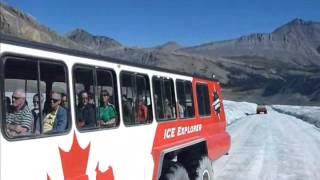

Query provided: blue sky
[3,0,320,47]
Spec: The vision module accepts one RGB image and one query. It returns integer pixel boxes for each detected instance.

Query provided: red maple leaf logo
[96,162,115,180]
[48,132,114,180]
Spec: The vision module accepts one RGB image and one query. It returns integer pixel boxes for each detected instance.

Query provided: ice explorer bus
[0,34,230,180]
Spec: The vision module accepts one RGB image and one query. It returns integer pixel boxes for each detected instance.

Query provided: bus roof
[0,33,217,82]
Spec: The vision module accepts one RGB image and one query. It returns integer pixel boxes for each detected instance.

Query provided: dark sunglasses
[33,101,40,104]
[50,98,60,103]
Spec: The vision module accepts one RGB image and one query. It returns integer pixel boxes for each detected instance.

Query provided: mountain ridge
[152,41,183,52]
[66,28,123,52]
[179,18,320,67]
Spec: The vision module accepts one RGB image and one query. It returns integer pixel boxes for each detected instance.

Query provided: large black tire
[194,156,214,180]
[159,161,190,180]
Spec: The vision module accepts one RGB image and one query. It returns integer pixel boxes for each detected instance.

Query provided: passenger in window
[136,97,148,123]
[31,94,44,122]
[43,91,53,114]
[5,96,13,114]
[122,95,133,123]
[42,92,67,133]
[153,94,161,119]
[178,102,185,118]
[61,93,69,109]
[88,92,95,105]
[98,90,117,127]
[31,93,44,133]
[6,89,33,136]
[164,98,173,119]
[76,91,96,128]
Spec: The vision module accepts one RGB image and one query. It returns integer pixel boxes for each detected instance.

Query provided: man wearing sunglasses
[43,92,67,133]
[6,89,33,137]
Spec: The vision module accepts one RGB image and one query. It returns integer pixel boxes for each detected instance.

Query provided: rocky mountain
[180,19,320,67]
[178,19,320,105]
[0,3,88,51]
[1,2,319,105]
[153,41,183,52]
[67,29,123,52]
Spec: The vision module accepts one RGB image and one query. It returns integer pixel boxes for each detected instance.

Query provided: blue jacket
[52,106,68,133]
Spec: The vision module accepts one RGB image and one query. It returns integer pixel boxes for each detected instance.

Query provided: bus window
[96,68,119,128]
[3,57,70,138]
[40,62,69,134]
[196,83,211,116]
[176,80,195,119]
[73,66,96,129]
[136,75,152,123]
[120,72,152,126]
[152,78,163,119]
[152,77,176,121]
[73,66,119,130]
[185,81,195,117]
[164,79,176,119]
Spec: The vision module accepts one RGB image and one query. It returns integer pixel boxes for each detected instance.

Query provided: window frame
[175,79,195,119]
[72,63,119,132]
[96,67,117,108]
[196,83,211,117]
[72,64,96,131]
[152,76,177,122]
[1,54,71,141]
[96,67,119,127]
[120,70,153,126]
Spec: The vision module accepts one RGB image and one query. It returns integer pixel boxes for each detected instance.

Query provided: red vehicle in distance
[257,104,267,114]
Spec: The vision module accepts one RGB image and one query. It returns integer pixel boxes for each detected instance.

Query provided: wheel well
[163,141,207,161]
[160,141,208,179]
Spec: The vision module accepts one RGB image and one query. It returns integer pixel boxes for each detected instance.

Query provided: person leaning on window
[76,90,95,128]
[42,92,67,133]
[98,90,117,127]
[6,89,34,137]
